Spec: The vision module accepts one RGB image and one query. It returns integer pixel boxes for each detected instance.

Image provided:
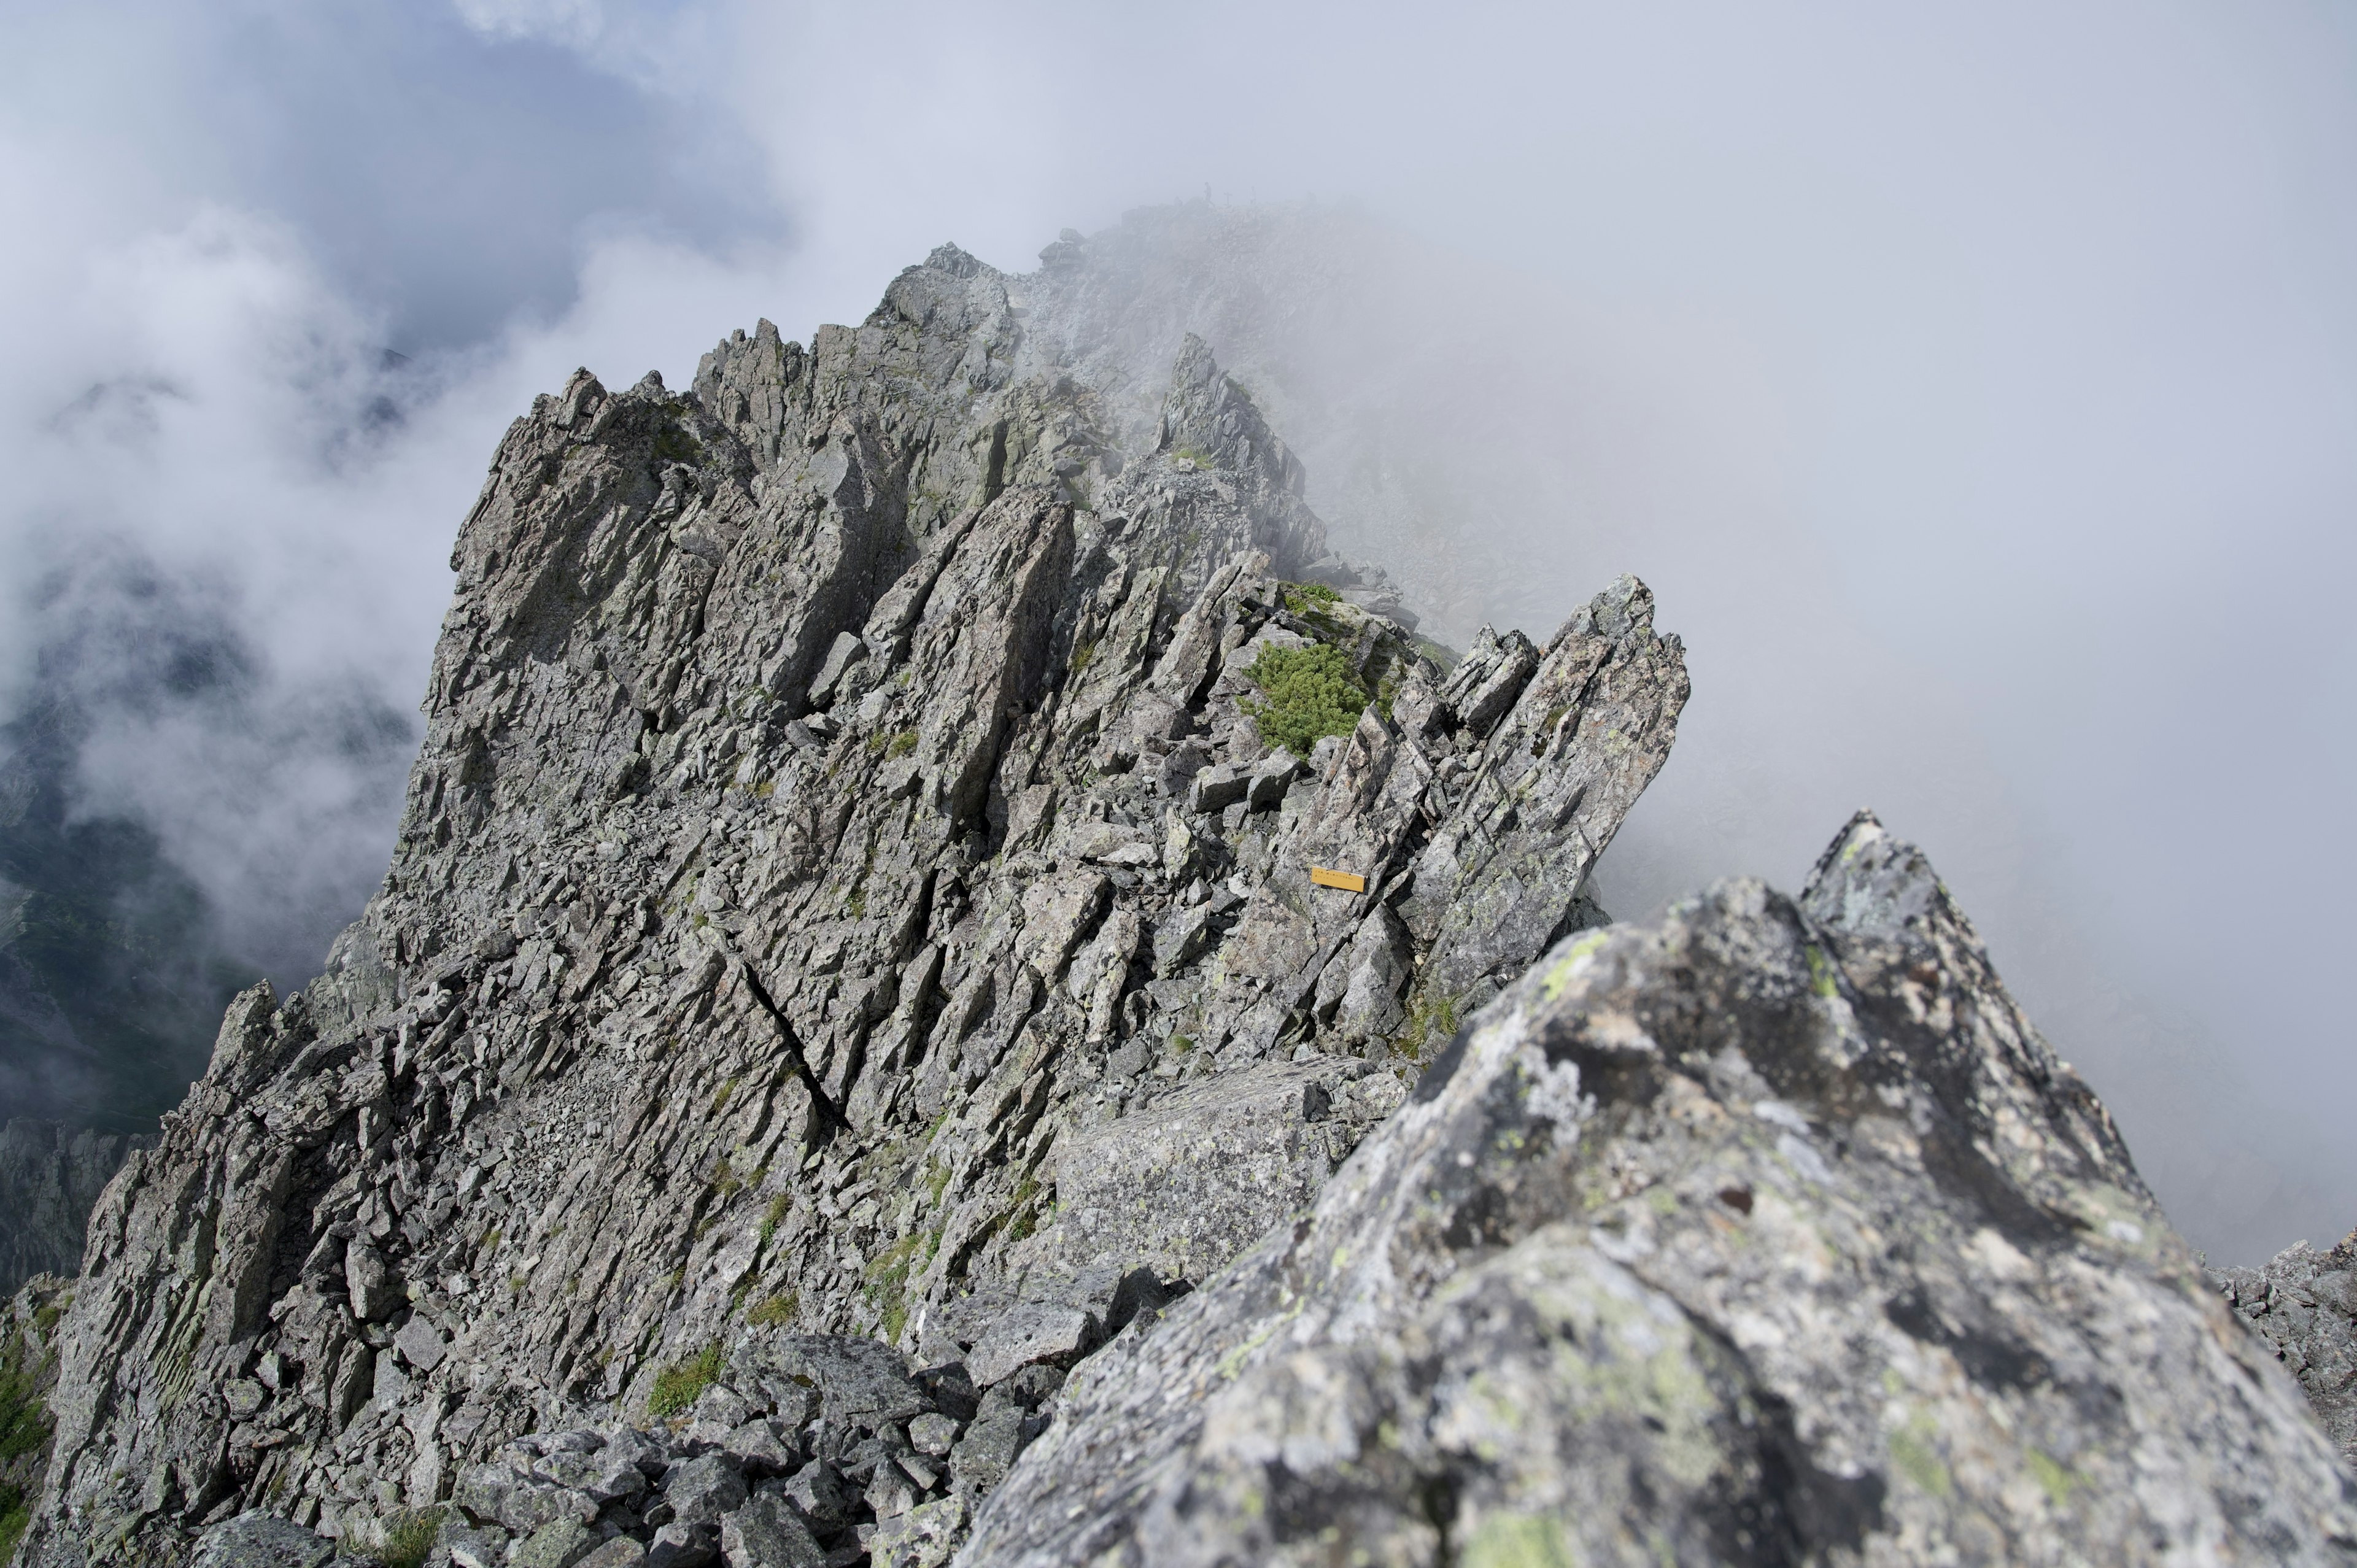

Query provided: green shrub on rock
[1244,643,1369,755]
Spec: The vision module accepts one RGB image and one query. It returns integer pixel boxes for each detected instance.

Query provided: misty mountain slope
[0,697,243,1135]
[0,1122,150,1297]
[15,243,1687,1566]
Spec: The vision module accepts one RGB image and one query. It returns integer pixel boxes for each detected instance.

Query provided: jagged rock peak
[13,231,1688,1566]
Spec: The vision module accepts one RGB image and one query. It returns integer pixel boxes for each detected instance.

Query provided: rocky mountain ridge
[6,233,2352,1568]
[14,239,1688,1565]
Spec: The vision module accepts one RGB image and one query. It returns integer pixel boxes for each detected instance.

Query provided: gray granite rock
[962,813,2357,1567]
[187,1512,336,1568]
[514,1516,599,1568]
[716,1490,824,1568]
[962,1302,1091,1388]
[662,1453,746,1527]
[2216,1230,2357,1469]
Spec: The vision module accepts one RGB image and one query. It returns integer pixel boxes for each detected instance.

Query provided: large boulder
[964,813,2357,1566]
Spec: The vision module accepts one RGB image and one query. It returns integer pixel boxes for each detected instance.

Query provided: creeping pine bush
[1244,643,1370,755]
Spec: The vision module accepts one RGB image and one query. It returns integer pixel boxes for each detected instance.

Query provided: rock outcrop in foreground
[968,812,2357,1566]
[13,231,2355,1567]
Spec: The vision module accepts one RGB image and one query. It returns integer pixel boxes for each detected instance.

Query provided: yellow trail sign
[1309,866,1366,892]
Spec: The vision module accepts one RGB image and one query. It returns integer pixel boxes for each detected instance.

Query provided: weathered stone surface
[963,1301,1091,1388]
[964,813,2357,1567]
[5,214,2339,1568]
[664,1453,748,1526]
[1043,1059,1380,1294]
[575,1537,647,1568]
[2217,1229,2357,1470]
[866,1493,963,1568]
[515,1515,600,1568]
[716,1489,824,1568]
[187,1512,338,1568]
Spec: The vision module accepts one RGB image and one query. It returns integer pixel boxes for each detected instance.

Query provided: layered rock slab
[965,813,2357,1567]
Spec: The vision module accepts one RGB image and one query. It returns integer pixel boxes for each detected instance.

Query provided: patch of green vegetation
[758,1191,793,1248]
[1172,444,1217,470]
[377,1507,445,1568]
[1461,1512,1576,1568]
[709,1077,738,1117]
[863,1234,927,1344]
[646,1343,722,1419]
[1007,1178,1046,1244]
[747,1291,799,1328]
[1805,944,1838,999]
[0,1334,53,1466]
[1887,1425,1953,1497]
[923,1161,952,1211]
[1392,987,1461,1063]
[2026,1447,2080,1508]
[1280,581,1341,614]
[1171,1033,1194,1054]
[652,418,706,467]
[1242,643,1369,756]
[0,1485,28,1564]
[1068,638,1097,674]
[885,730,919,760]
[476,1226,500,1254]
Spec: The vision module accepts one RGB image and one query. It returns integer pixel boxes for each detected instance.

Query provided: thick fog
[1,1,2351,1263]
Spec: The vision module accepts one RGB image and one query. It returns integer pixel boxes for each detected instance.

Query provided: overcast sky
[1,0,2351,1262]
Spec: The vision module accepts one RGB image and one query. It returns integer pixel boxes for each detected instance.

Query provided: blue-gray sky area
[1,0,2351,1262]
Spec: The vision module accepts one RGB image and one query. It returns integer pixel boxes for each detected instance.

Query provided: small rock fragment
[718,1490,826,1568]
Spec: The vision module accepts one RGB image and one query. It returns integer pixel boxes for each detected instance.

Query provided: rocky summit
[2,231,2350,1568]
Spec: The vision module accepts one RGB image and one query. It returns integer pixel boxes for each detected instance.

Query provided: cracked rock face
[13,240,1685,1566]
[962,813,2357,1568]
